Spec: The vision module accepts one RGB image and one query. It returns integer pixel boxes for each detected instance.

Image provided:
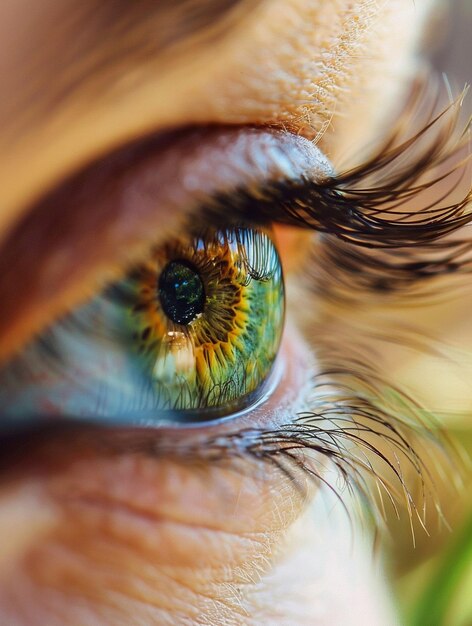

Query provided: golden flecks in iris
[119,227,284,413]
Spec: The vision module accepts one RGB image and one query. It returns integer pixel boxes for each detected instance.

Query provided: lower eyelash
[163,77,467,505]
[2,75,467,533]
[98,343,450,535]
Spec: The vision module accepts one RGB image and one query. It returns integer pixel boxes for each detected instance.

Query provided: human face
[0,1,461,624]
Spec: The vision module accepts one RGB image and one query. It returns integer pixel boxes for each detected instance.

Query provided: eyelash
[206,79,471,285]
[180,76,470,526]
[3,76,470,530]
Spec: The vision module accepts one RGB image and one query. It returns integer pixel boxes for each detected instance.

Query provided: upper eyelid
[215,88,471,247]
[1,79,469,362]
[0,126,331,363]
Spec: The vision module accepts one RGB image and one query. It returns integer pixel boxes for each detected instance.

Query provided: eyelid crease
[0,127,332,363]
[1,77,470,362]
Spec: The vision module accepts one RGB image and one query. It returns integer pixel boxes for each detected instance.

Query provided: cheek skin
[0,444,395,625]
[6,461,298,624]
[0,327,319,625]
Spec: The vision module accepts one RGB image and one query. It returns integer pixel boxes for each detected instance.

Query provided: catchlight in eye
[0,226,285,425]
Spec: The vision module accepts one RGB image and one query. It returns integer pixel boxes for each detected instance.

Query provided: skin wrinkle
[0,0,432,241]
[0,0,440,624]
[0,455,300,624]
[50,529,255,619]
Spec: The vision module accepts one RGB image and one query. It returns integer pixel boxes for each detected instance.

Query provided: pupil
[158,260,205,325]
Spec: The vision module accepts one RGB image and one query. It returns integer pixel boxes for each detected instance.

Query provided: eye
[0,224,284,426]
[0,127,332,433]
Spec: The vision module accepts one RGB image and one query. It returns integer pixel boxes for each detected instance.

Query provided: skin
[0,0,437,624]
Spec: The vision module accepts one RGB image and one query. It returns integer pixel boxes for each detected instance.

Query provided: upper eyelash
[164,77,470,525]
[204,76,471,295]
[320,81,471,246]
[1,76,467,531]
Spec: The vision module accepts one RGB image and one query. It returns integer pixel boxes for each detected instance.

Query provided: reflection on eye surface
[1,1,472,624]
[0,225,284,424]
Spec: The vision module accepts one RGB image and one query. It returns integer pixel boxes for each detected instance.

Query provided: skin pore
[0,0,439,624]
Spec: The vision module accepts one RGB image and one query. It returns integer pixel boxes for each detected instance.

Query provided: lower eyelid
[0,337,314,623]
[0,319,313,445]
[0,320,315,579]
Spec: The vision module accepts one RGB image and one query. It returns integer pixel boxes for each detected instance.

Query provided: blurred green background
[390,2,472,624]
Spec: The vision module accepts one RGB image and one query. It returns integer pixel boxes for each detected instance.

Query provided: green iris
[122,226,285,417]
[0,226,285,424]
